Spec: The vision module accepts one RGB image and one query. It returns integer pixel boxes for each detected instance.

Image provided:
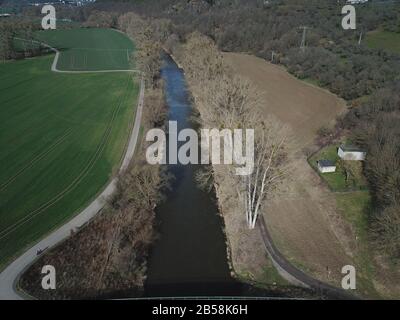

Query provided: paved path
[258,215,358,299]
[0,40,145,300]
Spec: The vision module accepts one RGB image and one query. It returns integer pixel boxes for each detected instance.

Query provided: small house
[338,145,366,161]
[317,160,336,173]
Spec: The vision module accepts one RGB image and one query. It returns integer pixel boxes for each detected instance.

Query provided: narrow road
[258,215,358,299]
[0,41,145,300]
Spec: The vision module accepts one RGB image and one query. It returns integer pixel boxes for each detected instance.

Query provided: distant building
[338,145,366,161]
[347,0,368,4]
[29,0,96,7]
[317,160,337,173]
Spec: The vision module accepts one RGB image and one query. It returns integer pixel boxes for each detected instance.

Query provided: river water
[144,54,242,297]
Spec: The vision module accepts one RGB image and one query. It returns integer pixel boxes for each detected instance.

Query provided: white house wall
[338,148,366,161]
[318,166,337,173]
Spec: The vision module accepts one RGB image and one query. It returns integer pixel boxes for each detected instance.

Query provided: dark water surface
[144,55,242,297]
[143,55,298,299]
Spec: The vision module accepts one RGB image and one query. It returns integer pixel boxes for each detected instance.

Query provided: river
[144,54,242,297]
[144,54,297,299]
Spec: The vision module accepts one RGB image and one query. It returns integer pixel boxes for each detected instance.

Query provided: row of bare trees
[172,32,288,230]
[118,12,172,89]
[83,10,118,28]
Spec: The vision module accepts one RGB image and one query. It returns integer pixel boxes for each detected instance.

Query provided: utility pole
[300,26,308,52]
[358,31,363,46]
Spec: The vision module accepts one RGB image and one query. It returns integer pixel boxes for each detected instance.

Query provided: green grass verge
[0,28,138,269]
[255,256,290,286]
[302,77,320,87]
[366,30,400,54]
[335,191,381,298]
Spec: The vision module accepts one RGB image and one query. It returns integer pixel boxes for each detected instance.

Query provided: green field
[35,28,135,71]
[366,30,400,54]
[0,28,138,269]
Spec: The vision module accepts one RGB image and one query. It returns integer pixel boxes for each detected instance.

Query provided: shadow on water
[143,54,294,298]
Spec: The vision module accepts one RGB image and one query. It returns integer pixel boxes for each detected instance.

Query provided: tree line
[0,18,41,61]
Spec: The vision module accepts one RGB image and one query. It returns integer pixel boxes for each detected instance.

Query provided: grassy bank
[335,191,382,298]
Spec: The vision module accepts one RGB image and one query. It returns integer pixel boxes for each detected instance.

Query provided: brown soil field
[224,52,357,288]
[225,53,346,148]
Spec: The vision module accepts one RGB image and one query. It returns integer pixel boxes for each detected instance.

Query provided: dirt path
[225,53,357,288]
[0,46,145,300]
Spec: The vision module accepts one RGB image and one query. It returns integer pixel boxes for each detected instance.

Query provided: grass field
[35,28,135,71]
[0,28,138,269]
[366,30,400,54]
[335,191,381,297]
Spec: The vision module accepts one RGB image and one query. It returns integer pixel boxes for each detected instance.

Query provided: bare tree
[237,120,287,229]
[179,32,289,229]
[84,10,118,28]
[191,74,258,131]
[118,12,164,89]
[134,39,162,89]
[181,31,225,86]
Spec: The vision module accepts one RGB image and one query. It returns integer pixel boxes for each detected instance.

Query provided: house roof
[339,145,365,153]
[317,160,336,168]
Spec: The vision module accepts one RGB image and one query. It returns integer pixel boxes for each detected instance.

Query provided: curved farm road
[0,42,144,300]
[225,53,358,299]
